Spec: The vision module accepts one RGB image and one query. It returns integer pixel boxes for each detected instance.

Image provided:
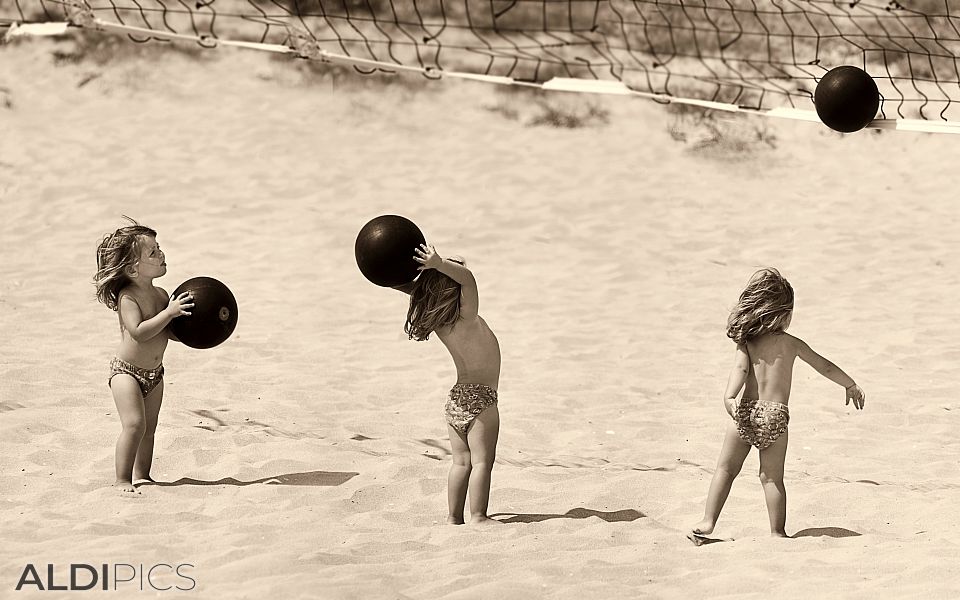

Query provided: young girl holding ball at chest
[94,218,193,493]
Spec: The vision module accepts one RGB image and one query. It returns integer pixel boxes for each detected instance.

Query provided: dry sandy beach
[1,34,960,598]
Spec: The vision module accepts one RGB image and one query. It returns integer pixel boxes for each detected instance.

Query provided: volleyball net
[4,0,960,132]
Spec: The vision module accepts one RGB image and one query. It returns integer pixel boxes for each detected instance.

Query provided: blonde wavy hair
[726,268,794,344]
[94,216,157,311]
[404,259,464,341]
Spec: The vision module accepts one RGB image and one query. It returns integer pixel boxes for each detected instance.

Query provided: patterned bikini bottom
[733,397,789,450]
[108,357,164,398]
[445,383,498,435]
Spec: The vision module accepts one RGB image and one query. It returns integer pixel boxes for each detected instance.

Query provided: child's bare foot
[771,531,789,539]
[113,480,139,493]
[469,516,502,525]
[690,520,715,536]
[446,516,465,525]
[133,475,157,486]
[686,520,716,545]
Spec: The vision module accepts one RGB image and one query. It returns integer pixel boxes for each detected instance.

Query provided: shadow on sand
[792,527,861,538]
[151,470,358,487]
[491,507,645,524]
[686,531,731,546]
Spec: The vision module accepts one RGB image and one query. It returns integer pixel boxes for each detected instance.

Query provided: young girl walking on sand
[396,243,501,525]
[95,217,193,493]
[689,268,865,543]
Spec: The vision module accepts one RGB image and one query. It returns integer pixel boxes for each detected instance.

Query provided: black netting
[4,0,959,120]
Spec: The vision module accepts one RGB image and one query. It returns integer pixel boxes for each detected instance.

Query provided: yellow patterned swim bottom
[109,357,164,398]
[734,397,789,450]
[445,383,498,435]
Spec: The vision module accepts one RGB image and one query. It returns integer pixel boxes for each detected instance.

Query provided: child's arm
[722,343,750,416]
[795,338,865,409]
[414,244,479,319]
[118,291,193,343]
[157,287,182,342]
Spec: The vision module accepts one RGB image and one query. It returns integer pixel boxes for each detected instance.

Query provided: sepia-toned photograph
[2,0,958,597]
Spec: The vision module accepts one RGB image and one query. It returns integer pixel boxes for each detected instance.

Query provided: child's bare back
[436,315,501,390]
[742,332,802,406]
[743,331,860,408]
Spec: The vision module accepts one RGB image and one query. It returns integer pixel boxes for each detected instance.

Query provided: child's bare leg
[446,425,471,525]
[758,430,789,537]
[466,406,500,525]
[133,381,163,483]
[692,421,751,535]
[110,376,146,493]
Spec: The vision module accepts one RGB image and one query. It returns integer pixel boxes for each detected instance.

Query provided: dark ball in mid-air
[814,66,880,133]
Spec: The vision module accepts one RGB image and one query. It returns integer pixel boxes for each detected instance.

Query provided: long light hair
[404,259,464,341]
[94,216,157,311]
[726,268,794,344]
